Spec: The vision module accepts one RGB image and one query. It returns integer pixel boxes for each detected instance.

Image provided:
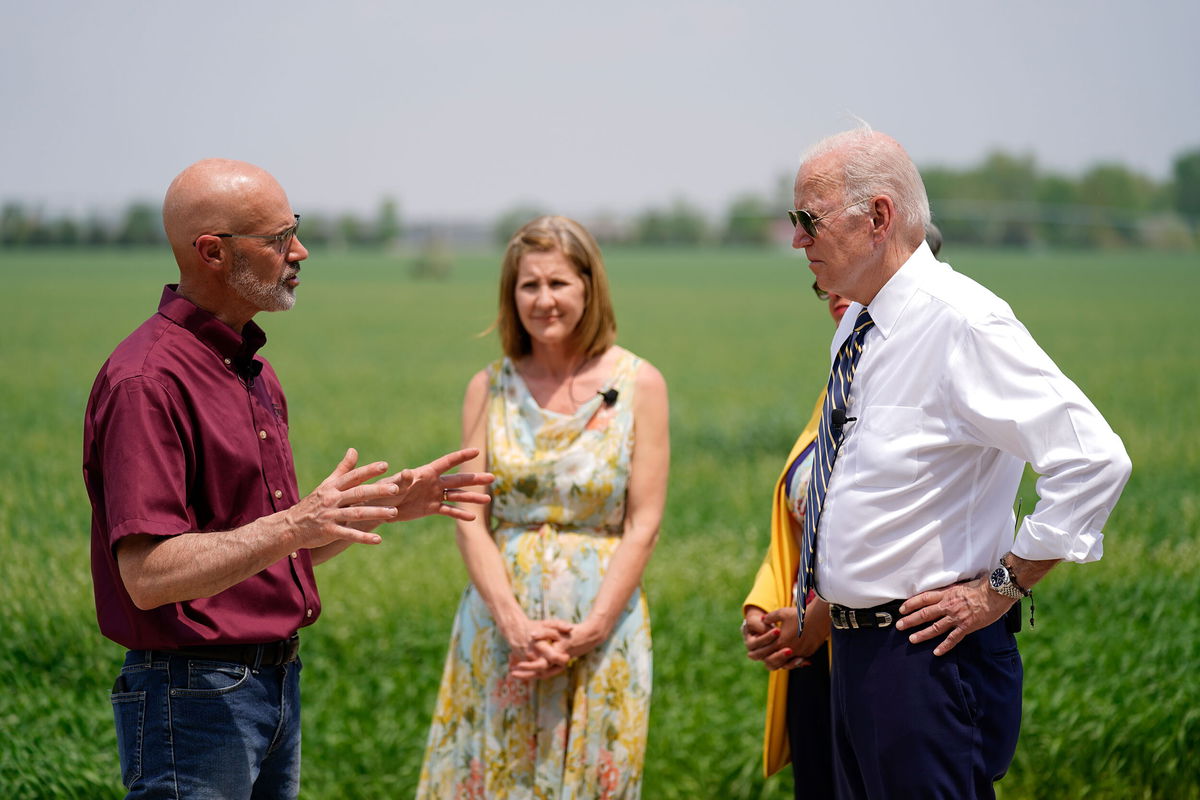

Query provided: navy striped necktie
[795,308,875,626]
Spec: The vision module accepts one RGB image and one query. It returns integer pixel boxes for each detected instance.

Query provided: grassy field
[1,244,1197,798]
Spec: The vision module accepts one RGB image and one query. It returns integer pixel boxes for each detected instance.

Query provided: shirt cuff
[1013,517,1104,563]
[109,518,193,545]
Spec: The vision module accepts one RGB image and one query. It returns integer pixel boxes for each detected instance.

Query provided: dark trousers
[829,615,1022,800]
[786,641,835,800]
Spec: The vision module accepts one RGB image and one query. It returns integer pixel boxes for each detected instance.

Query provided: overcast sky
[3,0,1197,221]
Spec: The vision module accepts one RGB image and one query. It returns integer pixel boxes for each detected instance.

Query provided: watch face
[990,567,1008,590]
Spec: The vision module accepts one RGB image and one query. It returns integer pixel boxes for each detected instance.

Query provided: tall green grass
[1,246,1196,798]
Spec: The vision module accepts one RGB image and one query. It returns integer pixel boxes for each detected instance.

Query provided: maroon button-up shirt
[84,285,321,650]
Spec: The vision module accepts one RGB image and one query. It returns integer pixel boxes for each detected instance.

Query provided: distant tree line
[499,148,1200,250]
[4,150,1198,250]
[921,149,1200,250]
[0,196,406,250]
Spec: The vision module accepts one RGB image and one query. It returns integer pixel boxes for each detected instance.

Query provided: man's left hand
[376,448,494,523]
[896,577,1014,656]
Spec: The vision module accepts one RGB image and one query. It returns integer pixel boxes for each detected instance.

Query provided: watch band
[989,562,1029,599]
[995,556,1037,629]
[1001,557,1032,597]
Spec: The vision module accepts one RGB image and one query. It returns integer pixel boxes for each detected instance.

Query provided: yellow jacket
[742,389,826,778]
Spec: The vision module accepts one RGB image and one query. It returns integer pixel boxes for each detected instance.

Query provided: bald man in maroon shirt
[83,159,492,799]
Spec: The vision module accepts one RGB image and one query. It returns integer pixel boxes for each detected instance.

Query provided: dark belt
[830,601,905,630]
[159,634,300,667]
[830,601,1024,634]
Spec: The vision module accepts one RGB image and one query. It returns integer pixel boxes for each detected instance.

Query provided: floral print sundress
[417,348,652,800]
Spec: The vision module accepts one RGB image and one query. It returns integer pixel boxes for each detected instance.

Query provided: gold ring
[442,488,450,502]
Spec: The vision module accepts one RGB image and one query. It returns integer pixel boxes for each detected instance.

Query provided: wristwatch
[988,559,1031,599]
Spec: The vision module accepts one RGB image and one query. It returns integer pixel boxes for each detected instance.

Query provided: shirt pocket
[852,405,923,488]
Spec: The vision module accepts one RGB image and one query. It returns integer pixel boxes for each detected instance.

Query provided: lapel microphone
[598,388,619,407]
[234,356,264,389]
[830,408,857,432]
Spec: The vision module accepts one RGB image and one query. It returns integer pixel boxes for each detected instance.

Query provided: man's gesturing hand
[376,447,494,523]
[286,448,403,549]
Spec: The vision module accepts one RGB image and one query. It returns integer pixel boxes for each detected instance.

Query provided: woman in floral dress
[417,216,670,799]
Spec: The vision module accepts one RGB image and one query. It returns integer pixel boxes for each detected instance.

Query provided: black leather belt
[830,601,905,630]
[830,600,1025,633]
[161,634,300,667]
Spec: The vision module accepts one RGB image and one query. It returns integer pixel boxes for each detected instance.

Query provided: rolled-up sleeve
[949,314,1132,563]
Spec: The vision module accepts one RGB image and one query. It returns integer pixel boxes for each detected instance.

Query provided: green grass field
[1,245,1197,798]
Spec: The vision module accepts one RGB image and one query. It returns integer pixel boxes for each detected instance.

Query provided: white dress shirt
[815,242,1132,608]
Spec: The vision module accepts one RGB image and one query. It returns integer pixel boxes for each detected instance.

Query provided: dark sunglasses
[787,198,869,238]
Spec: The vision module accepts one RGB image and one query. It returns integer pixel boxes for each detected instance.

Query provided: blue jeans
[110,650,302,799]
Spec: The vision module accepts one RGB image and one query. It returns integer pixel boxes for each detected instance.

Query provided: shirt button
[306,608,313,618]
[291,552,298,559]
[259,430,268,439]
[274,489,283,499]
[223,358,232,366]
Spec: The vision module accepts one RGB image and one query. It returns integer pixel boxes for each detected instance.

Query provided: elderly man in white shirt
[762,127,1131,800]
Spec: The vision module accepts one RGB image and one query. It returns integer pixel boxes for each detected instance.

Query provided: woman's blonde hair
[495,215,616,360]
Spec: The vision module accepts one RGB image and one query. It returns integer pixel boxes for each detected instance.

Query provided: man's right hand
[119,448,401,608]
[285,448,404,549]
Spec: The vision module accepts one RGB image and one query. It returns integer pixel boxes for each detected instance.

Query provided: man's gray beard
[227,250,296,312]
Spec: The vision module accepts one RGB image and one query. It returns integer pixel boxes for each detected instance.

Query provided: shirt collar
[863,240,944,340]
[828,240,943,360]
[156,285,268,373]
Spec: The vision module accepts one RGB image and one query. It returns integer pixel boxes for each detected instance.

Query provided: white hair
[802,124,931,233]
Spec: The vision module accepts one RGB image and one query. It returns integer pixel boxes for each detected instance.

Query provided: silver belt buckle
[832,606,848,629]
[831,605,896,630]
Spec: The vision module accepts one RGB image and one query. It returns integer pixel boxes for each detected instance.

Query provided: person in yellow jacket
[740,282,846,797]
[741,227,942,796]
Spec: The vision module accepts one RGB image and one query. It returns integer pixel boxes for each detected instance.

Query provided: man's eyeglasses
[812,281,829,301]
[195,214,301,250]
[787,198,869,238]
